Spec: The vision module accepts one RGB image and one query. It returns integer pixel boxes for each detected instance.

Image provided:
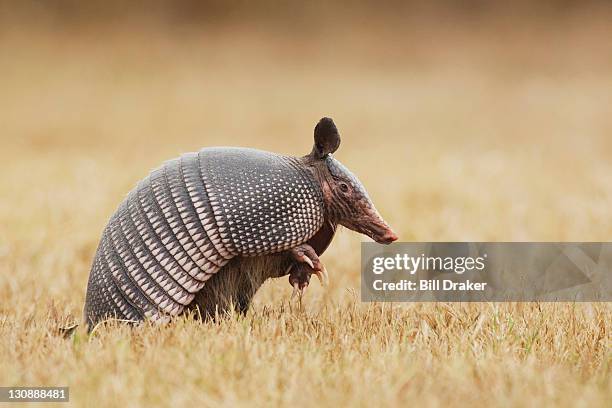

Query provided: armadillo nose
[370,224,398,244]
[377,229,398,244]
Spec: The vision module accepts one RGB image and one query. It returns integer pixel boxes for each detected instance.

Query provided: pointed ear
[311,117,341,159]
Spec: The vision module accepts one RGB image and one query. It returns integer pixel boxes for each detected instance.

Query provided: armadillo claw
[291,282,308,301]
[314,265,329,286]
[301,256,315,270]
[289,244,322,272]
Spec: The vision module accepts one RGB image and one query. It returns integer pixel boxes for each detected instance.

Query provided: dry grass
[0,15,611,407]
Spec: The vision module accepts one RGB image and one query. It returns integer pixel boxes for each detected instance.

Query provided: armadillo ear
[311,117,341,159]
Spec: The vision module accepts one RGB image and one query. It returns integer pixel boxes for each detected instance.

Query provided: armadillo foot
[288,262,312,304]
[288,262,311,289]
[288,244,329,285]
[287,262,329,305]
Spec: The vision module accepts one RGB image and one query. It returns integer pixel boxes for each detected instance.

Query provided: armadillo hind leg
[187,254,291,319]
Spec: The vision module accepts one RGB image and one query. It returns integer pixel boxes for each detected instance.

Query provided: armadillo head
[304,117,398,245]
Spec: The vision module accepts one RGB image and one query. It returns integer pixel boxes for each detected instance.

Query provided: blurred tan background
[2,1,612,304]
[0,2,611,406]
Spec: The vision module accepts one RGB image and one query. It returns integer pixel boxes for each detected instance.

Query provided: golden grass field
[0,11,611,407]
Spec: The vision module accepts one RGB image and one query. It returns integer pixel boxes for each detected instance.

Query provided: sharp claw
[301,255,314,270]
[285,264,294,275]
[321,265,329,286]
[291,282,299,299]
[314,270,324,285]
[312,266,329,286]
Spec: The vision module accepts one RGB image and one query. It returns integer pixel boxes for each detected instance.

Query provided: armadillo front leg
[287,244,328,298]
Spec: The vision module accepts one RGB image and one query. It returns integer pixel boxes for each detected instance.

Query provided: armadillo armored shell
[84,147,325,326]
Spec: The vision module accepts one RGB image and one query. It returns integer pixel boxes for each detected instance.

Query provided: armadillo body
[84,147,325,327]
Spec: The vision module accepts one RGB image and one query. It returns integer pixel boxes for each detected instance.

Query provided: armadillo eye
[339,182,349,193]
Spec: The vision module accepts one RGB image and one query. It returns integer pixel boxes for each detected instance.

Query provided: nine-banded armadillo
[84,117,397,330]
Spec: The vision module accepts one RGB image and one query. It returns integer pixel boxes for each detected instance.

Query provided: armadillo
[84,117,397,330]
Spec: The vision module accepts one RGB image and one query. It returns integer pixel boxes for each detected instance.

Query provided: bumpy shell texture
[84,147,324,327]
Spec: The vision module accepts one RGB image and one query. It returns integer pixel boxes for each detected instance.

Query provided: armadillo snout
[341,206,398,245]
